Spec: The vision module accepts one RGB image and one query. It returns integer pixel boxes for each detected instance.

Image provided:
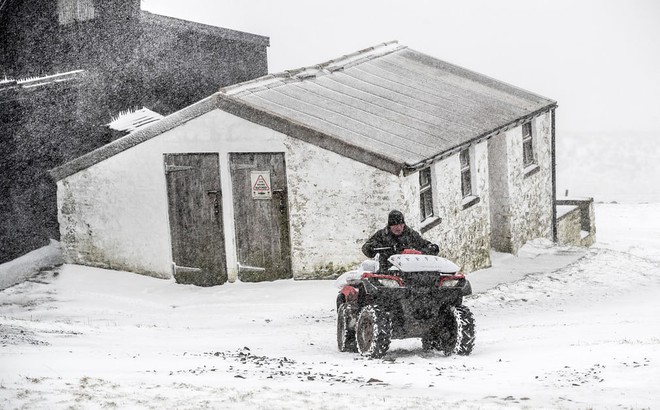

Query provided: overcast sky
[142,0,660,137]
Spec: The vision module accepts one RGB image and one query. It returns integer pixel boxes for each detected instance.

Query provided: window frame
[459,148,472,199]
[522,121,535,167]
[419,167,434,221]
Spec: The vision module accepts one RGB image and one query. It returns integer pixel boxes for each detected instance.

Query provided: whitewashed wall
[510,113,554,252]
[58,106,554,282]
[494,112,554,254]
[58,108,411,281]
[58,108,287,279]
[556,205,582,246]
[58,146,174,278]
[280,137,410,278]
[421,141,492,272]
[487,131,510,253]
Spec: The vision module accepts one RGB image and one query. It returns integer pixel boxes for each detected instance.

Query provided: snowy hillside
[1,203,659,409]
[556,131,660,203]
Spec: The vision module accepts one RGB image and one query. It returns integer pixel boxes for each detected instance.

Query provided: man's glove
[427,243,439,255]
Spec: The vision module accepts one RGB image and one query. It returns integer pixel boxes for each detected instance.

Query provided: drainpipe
[551,108,558,242]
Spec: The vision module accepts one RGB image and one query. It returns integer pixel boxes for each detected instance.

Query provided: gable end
[49,96,217,181]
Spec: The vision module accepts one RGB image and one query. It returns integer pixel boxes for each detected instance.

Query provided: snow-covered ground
[0,240,62,290]
[1,203,659,409]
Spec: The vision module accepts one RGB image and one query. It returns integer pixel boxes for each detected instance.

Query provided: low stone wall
[556,197,596,246]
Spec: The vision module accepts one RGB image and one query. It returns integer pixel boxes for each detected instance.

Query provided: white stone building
[50,41,585,286]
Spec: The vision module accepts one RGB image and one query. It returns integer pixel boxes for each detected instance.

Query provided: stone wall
[57,139,175,278]
[556,205,582,246]
[0,1,268,264]
[489,111,554,254]
[487,130,512,252]
[507,113,554,253]
[57,109,412,281]
[556,197,596,246]
[56,106,559,282]
[426,141,492,273]
[0,76,108,264]
[282,137,408,278]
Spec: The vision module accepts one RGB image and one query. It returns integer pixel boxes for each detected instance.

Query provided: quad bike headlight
[378,278,402,288]
[440,279,460,287]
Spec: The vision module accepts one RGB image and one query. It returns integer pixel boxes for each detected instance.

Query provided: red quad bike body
[336,250,475,359]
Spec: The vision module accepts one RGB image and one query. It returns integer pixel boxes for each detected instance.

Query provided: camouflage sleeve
[410,229,439,255]
[362,231,380,258]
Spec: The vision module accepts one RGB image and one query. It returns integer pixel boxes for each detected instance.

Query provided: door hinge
[174,264,203,274]
[237,262,266,272]
[232,164,257,170]
[165,164,194,173]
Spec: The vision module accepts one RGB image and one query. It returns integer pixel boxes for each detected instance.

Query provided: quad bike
[335,250,475,359]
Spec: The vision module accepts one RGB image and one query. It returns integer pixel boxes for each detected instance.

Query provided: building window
[419,167,434,220]
[460,148,472,198]
[58,0,95,25]
[522,122,535,167]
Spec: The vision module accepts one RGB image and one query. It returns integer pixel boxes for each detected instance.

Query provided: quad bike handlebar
[372,246,421,252]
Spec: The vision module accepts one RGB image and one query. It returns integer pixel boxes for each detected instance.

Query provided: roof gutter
[551,107,558,242]
[402,102,558,176]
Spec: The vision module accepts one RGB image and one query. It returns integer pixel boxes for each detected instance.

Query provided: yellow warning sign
[251,171,272,199]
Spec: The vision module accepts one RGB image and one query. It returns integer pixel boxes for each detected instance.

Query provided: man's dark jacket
[362,225,438,272]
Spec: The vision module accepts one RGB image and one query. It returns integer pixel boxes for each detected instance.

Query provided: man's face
[389,223,405,236]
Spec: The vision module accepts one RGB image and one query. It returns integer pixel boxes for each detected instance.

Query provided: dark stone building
[0,0,269,263]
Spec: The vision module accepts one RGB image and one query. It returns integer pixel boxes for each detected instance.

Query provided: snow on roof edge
[0,70,86,90]
[221,41,404,96]
[107,107,164,133]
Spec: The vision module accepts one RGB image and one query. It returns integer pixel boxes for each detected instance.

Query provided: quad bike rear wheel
[337,303,358,352]
[356,305,392,358]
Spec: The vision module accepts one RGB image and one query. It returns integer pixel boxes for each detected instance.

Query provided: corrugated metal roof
[50,41,556,181]
[220,41,555,171]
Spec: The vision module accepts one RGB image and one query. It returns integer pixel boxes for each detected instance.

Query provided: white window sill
[524,163,540,178]
[461,195,480,210]
[420,216,442,233]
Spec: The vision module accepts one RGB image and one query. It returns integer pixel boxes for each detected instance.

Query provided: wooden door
[164,153,228,286]
[229,153,292,282]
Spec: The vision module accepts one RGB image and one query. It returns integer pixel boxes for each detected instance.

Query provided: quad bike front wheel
[337,303,358,352]
[442,305,476,356]
[423,305,476,356]
[421,334,441,351]
[356,305,392,359]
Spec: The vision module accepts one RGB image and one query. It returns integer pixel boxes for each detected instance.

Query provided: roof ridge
[221,41,405,97]
[318,40,404,72]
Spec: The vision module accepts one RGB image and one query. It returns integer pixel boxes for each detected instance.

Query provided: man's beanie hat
[388,210,405,226]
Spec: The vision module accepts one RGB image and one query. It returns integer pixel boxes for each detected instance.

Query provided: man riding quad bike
[362,210,440,272]
[335,210,475,358]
